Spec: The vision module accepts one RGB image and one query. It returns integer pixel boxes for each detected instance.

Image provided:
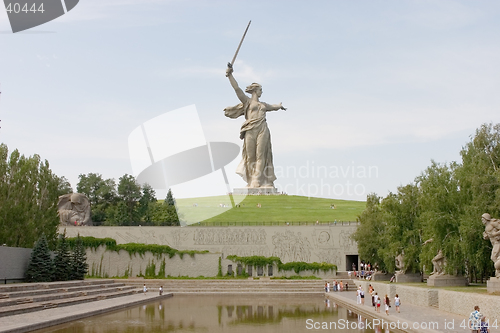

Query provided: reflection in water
[33,295,391,333]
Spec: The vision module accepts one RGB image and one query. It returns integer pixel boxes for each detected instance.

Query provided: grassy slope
[175,195,365,223]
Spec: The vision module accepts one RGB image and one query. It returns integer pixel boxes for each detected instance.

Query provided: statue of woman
[224,66,286,188]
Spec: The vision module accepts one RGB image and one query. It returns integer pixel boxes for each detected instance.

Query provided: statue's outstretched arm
[265,102,287,111]
[226,67,247,103]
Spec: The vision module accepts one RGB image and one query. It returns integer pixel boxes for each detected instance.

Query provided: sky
[1,0,500,203]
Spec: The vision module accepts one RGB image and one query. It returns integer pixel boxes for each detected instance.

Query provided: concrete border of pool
[0,293,172,333]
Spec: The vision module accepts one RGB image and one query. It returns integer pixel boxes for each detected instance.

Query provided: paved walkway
[0,292,172,333]
[325,290,485,333]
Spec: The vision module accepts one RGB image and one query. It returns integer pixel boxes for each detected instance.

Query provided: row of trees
[0,144,70,248]
[25,233,88,282]
[75,173,179,226]
[353,123,500,281]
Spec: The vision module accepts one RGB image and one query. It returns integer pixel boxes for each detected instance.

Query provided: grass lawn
[175,195,365,224]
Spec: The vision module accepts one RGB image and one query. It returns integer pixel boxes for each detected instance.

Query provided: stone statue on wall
[224,65,286,188]
[431,249,445,275]
[58,193,92,226]
[395,253,405,273]
[482,213,500,277]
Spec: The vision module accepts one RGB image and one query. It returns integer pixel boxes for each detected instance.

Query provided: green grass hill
[175,195,365,225]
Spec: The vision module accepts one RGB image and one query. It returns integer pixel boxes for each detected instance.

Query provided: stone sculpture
[482,213,500,277]
[431,249,445,275]
[58,193,92,226]
[224,66,286,188]
[395,253,405,273]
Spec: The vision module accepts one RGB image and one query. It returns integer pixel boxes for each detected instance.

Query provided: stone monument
[426,249,467,287]
[394,252,422,283]
[224,22,285,195]
[482,213,500,292]
[58,193,92,226]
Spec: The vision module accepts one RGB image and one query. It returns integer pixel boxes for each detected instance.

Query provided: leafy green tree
[25,234,54,282]
[76,173,117,222]
[117,174,142,224]
[352,193,387,272]
[70,234,88,280]
[139,183,157,223]
[0,144,60,248]
[56,176,73,196]
[455,123,500,281]
[380,184,422,273]
[151,202,180,226]
[417,161,463,275]
[53,232,72,281]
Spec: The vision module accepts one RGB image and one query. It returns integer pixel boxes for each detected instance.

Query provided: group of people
[365,285,400,316]
[469,305,490,333]
[324,280,349,292]
[350,262,375,280]
[143,284,163,296]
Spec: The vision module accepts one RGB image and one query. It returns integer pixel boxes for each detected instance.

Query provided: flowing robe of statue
[224,67,285,188]
[224,101,277,187]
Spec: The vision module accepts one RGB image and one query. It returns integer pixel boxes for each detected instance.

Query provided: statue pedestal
[395,273,421,283]
[233,187,280,195]
[487,277,500,293]
[371,272,392,281]
[427,274,467,287]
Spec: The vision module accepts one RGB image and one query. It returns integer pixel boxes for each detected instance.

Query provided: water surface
[34,294,391,333]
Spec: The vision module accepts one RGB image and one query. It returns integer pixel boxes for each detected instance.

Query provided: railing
[3,277,26,284]
[84,221,360,227]
[189,221,359,227]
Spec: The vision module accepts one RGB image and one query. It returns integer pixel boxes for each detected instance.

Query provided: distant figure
[143,284,148,295]
[159,286,163,295]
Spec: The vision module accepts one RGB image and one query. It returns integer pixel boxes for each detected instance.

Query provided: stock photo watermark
[3,0,79,33]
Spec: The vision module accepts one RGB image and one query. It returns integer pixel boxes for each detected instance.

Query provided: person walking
[143,284,148,295]
[360,287,365,305]
[384,294,390,315]
[356,287,361,304]
[468,306,482,333]
[481,316,489,333]
[394,294,401,313]
[159,286,163,295]
[373,292,379,312]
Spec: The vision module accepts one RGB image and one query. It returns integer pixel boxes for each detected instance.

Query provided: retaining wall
[0,246,32,281]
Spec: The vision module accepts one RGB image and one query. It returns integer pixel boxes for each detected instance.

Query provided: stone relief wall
[62,224,358,270]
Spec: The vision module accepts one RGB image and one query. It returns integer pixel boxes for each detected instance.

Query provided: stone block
[487,277,500,294]
[427,274,467,287]
[395,273,422,283]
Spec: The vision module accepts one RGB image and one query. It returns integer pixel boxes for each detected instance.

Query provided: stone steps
[0,280,140,318]
[122,278,357,294]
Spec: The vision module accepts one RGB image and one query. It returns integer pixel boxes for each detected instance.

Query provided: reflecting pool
[34,295,393,333]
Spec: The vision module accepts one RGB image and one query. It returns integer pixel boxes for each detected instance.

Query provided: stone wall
[85,246,336,278]
[0,246,32,281]
[62,225,359,271]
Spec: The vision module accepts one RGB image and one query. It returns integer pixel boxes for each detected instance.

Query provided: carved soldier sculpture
[482,213,500,277]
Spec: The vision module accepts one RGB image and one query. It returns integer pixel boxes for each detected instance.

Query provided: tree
[165,189,176,206]
[417,161,463,275]
[25,234,54,282]
[76,173,117,222]
[139,183,156,223]
[70,234,88,280]
[352,193,387,272]
[151,202,180,226]
[0,144,60,248]
[53,232,72,281]
[117,174,142,224]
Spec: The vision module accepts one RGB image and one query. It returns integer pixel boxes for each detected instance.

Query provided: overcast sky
[1,0,500,202]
